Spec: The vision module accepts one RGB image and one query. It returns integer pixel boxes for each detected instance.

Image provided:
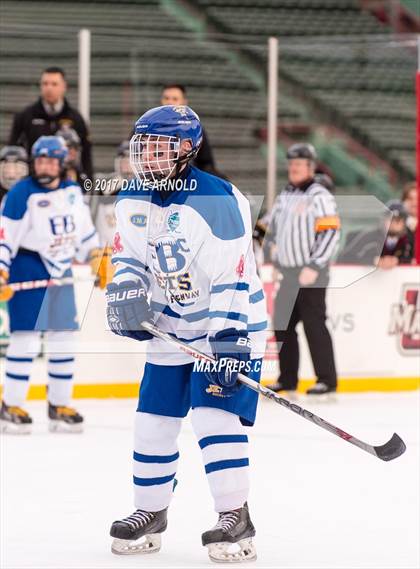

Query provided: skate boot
[0,401,32,434]
[110,508,168,555]
[202,502,257,563]
[306,382,336,401]
[48,402,84,433]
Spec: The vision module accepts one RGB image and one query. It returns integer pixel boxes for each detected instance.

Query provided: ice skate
[306,382,337,401]
[266,381,298,400]
[202,502,257,563]
[0,401,33,434]
[48,403,84,433]
[110,508,168,555]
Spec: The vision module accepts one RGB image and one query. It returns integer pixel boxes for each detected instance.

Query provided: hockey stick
[8,275,96,292]
[141,322,406,462]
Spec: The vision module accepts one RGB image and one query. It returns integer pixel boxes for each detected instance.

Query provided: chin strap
[34,174,59,186]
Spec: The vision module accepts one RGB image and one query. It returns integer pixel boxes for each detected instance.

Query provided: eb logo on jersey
[152,236,190,274]
[49,215,76,235]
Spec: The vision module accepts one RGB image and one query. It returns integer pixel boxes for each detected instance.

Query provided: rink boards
[0,264,419,398]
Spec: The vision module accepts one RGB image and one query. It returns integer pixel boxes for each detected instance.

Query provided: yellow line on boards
[0,377,415,400]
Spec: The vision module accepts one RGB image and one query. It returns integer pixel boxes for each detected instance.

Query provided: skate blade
[207,538,257,563]
[48,420,84,434]
[305,392,337,403]
[111,533,161,555]
[0,420,32,435]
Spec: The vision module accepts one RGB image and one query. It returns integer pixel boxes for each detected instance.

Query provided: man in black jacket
[8,67,93,181]
[160,84,216,174]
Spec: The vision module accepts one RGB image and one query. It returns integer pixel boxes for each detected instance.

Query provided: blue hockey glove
[106,281,153,341]
[206,328,251,396]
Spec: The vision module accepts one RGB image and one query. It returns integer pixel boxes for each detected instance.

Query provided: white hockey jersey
[112,166,268,365]
[0,177,99,278]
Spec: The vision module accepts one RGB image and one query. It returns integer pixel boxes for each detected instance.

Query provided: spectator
[266,143,340,397]
[338,200,413,267]
[160,84,216,174]
[402,182,417,253]
[0,146,28,203]
[8,66,93,181]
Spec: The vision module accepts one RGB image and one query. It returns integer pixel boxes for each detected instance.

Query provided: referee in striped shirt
[267,143,340,396]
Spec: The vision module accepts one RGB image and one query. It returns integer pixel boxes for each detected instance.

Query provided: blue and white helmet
[130,105,202,187]
[31,135,68,166]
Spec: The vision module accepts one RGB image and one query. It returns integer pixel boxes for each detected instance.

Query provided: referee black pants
[273,268,337,389]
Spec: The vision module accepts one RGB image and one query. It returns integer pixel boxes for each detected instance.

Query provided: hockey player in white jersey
[94,141,133,246]
[106,106,267,562]
[0,135,111,433]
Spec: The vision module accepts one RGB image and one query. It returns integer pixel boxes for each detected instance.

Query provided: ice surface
[1,392,419,569]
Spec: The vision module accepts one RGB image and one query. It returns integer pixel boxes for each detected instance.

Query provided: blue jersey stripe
[0,259,11,269]
[211,282,249,294]
[81,230,97,244]
[0,242,12,254]
[199,434,248,449]
[205,458,249,475]
[48,357,75,364]
[6,372,30,381]
[249,289,264,304]
[133,451,179,464]
[112,256,148,272]
[167,332,208,343]
[133,473,175,487]
[114,267,150,287]
[248,320,268,332]
[150,302,248,324]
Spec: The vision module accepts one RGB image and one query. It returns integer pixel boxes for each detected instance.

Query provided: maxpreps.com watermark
[193,359,277,375]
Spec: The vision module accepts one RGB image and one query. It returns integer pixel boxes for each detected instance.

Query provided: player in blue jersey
[0,135,112,433]
[106,106,267,562]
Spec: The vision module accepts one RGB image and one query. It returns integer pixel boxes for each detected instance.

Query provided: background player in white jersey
[0,135,112,433]
[94,141,134,247]
[105,106,267,563]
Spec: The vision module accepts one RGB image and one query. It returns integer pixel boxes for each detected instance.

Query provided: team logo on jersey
[112,232,124,254]
[388,284,420,355]
[167,211,180,232]
[37,199,50,208]
[151,234,200,307]
[68,193,76,205]
[130,214,147,227]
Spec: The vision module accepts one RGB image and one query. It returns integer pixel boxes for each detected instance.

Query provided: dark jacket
[193,128,215,173]
[338,228,413,265]
[9,97,93,181]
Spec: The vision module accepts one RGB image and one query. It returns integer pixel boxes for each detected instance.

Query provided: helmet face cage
[0,160,28,190]
[130,133,181,188]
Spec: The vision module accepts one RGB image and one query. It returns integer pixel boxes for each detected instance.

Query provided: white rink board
[0,264,419,386]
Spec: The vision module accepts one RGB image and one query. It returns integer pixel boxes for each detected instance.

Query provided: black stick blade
[374,433,406,461]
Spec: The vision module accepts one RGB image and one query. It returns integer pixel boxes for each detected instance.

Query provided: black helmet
[0,145,29,190]
[56,127,81,149]
[116,140,130,158]
[287,143,317,162]
[0,145,28,163]
[385,199,407,220]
